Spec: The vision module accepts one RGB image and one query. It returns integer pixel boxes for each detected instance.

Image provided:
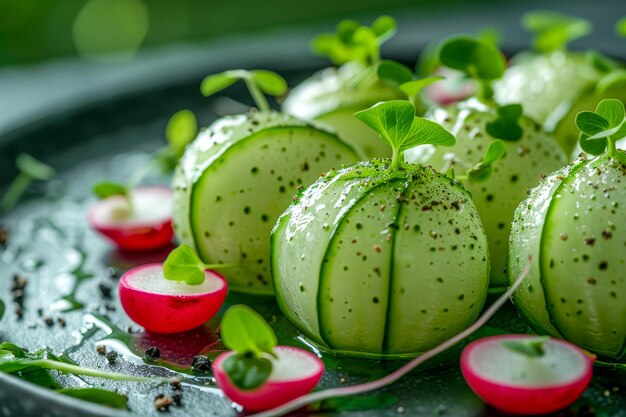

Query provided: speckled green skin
[494,51,626,155]
[509,152,626,360]
[271,160,490,355]
[282,63,406,159]
[173,111,360,295]
[405,99,567,286]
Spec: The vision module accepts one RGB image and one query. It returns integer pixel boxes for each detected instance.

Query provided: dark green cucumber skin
[282,63,407,159]
[406,98,566,287]
[509,152,626,360]
[173,111,360,295]
[271,160,490,356]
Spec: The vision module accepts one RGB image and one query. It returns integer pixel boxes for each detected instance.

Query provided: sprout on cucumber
[522,11,591,53]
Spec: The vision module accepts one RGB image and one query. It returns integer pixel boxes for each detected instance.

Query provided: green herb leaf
[220,305,277,357]
[355,100,454,150]
[467,140,507,182]
[16,154,56,181]
[576,99,626,156]
[222,352,272,390]
[399,76,444,98]
[163,244,207,285]
[92,181,129,200]
[165,109,197,158]
[596,69,626,94]
[58,388,128,410]
[586,50,617,74]
[310,16,396,66]
[371,15,397,43]
[501,336,550,358]
[485,104,524,141]
[439,36,506,81]
[200,71,239,97]
[376,60,413,87]
[522,11,591,52]
[250,70,288,96]
[617,16,626,37]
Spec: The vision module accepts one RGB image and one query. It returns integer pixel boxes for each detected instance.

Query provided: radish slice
[88,186,174,252]
[119,263,227,333]
[426,67,475,105]
[214,346,324,411]
[461,335,594,415]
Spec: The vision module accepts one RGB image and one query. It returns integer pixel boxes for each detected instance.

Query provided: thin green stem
[607,136,617,158]
[0,173,33,213]
[244,79,270,112]
[19,359,170,383]
[390,148,403,170]
[476,79,495,104]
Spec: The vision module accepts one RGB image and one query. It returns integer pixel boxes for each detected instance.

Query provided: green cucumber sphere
[173,111,361,295]
[405,99,567,287]
[494,51,626,155]
[282,63,405,159]
[271,160,490,355]
[509,152,626,360]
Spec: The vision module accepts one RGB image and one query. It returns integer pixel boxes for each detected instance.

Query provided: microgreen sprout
[500,336,550,358]
[163,244,234,285]
[354,100,455,170]
[200,70,287,113]
[466,140,507,182]
[0,154,56,213]
[485,104,524,141]
[618,16,626,37]
[522,11,591,53]
[311,16,396,66]
[220,305,278,390]
[438,35,506,102]
[575,98,626,163]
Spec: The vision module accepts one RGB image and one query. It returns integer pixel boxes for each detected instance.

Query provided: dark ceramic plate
[2,8,626,416]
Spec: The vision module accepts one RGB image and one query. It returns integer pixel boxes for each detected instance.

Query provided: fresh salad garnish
[200,69,287,112]
[461,335,594,415]
[522,10,591,53]
[575,98,626,163]
[118,246,230,333]
[0,153,56,213]
[214,305,324,410]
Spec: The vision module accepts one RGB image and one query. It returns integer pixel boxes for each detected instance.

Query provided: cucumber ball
[271,160,490,355]
[494,51,626,155]
[282,63,406,159]
[405,99,567,286]
[509,152,626,360]
[173,111,361,295]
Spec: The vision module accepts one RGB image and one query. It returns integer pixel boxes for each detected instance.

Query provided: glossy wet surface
[1,80,626,417]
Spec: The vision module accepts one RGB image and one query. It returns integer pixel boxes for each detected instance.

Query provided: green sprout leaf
[439,36,506,81]
[221,305,277,357]
[586,50,617,74]
[355,100,455,170]
[92,181,129,200]
[522,11,591,52]
[399,76,444,98]
[376,60,413,87]
[467,140,507,182]
[222,353,273,390]
[501,336,550,358]
[16,154,56,181]
[617,16,626,37]
[58,388,128,410]
[311,16,397,66]
[200,69,287,112]
[165,109,197,158]
[163,244,207,285]
[576,99,626,157]
[596,69,626,95]
[485,104,524,141]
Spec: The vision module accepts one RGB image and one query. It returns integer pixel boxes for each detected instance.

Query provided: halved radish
[88,186,174,252]
[214,346,324,411]
[426,67,475,105]
[119,263,227,333]
[461,335,594,415]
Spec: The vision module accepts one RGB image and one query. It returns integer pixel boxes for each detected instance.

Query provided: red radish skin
[119,263,227,333]
[88,186,174,252]
[214,346,324,411]
[461,335,594,415]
